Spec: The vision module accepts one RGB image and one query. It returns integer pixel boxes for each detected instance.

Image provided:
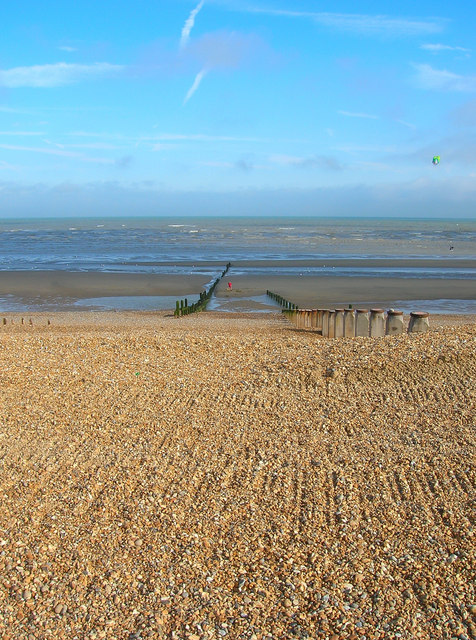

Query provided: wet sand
[0,311,475,639]
[0,271,208,299]
[1,264,474,312]
[215,275,476,310]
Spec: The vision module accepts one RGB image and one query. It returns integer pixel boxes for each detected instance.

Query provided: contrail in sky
[180,1,205,49]
[183,68,207,104]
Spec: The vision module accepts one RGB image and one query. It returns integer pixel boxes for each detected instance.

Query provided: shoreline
[1,268,475,314]
[215,275,476,310]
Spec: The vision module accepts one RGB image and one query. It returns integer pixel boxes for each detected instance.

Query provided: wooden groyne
[266,290,298,311]
[174,263,231,317]
[283,308,430,336]
[2,317,51,326]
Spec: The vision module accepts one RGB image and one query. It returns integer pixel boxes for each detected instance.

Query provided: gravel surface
[0,311,475,639]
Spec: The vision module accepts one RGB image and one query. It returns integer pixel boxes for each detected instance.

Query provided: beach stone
[0,312,474,640]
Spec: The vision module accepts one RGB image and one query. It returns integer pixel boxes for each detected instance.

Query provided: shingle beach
[0,311,474,640]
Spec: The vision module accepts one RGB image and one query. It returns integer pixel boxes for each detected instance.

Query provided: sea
[0,216,475,313]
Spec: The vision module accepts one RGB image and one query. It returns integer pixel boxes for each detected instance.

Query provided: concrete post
[311,310,318,329]
[355,309,369,337]
[328,310,336,338]
[305,310,312,329]
[408,311,430,333]
[317,310,324,332]
[335,309,345,338]
[369,309,385,337]
[386,310,404,335]
[344,309,355,337]
[321,310,329,337]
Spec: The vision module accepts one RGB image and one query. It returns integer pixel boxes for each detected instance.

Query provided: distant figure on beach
[228,282,232,290]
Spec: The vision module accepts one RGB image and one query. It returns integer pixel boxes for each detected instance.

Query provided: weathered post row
[283,308,430,336]
[1,317,51,326]
[266,290,298,311]
[175,262,231,317]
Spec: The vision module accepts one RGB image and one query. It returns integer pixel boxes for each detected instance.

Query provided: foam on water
[0,216,475,312]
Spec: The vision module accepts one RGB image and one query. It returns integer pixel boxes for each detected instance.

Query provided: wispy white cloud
[310,13,442,36]
[0,131,45,136]
[180,1,205,49]
[0,105,31,113]
[338,110,379,120]
[42,139,65,149]
[68,130,294,145]
[186,31,273,70]
[0,143,77,156]
[421,43,471,54]
[395,119,416,130]
[200,160,234,168]
[143,132,271,142]
[183,67,207,103]
[58,45,77,53]
[270,154,343,170]
[413,63,476,92]
[68,142,125,150]
[212,5,444,37]
[0,143,114,164]
[0,160,18,170]
[151,143,177,151]
[0,62,125,88]
[333,144,399,154]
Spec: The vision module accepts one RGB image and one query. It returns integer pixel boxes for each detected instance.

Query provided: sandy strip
[0,271,209,298]
[215,275,476,310]
[1,269,475,312]
[0,312,474,639]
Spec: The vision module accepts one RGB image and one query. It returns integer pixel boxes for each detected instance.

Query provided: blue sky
[1,0,475,217]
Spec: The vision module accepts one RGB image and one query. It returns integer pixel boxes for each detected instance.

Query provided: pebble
[0,313,474,640]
